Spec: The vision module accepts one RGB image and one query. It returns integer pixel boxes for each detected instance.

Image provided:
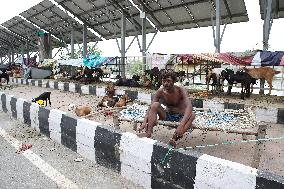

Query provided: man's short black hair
[162,70,177,82]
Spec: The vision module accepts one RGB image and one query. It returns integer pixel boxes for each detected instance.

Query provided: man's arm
[139,89,162,132]
[178,87,193,128]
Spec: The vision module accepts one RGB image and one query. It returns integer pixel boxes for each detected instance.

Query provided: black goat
[32,92,51,106]
[115,75,140,87]
[221,69,256,99]
[0,64,12,85]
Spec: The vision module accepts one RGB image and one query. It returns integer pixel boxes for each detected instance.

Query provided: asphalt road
[0,112,142,189]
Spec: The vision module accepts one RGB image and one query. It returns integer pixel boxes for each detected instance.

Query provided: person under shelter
[138,70,195,147]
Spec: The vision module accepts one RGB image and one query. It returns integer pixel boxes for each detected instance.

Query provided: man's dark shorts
[165,112,183,122]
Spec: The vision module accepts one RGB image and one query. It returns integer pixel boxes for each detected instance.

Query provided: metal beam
[136,0,162,29]
[57,2,104,39]
[223,0,232,19]
[215,0,221,53]
[159,13,246,29]
[71,27,75,58]
[141,11,147,71]
[121,12,126,77]
[109,0,142,30]
[83,24,88,58]
[263,0,273,50]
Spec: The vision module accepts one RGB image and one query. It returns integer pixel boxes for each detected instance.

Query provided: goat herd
[0,63,281,100]
[207,67,281,99]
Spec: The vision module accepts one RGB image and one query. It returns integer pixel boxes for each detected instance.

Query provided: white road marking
[0,127,80,189]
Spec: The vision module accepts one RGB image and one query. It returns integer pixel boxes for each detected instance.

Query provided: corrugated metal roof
[132,0,249,32]
[259,0,284,19]
[20,0,101,43]
[54,0,156,39]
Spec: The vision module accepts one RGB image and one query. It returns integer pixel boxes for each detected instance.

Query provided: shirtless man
[138,71,195,147]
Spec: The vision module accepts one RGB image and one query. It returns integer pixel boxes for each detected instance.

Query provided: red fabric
[217,53,254,65]
[178,54,194,64]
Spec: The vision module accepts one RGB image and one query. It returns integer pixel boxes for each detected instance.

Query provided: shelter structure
[20,0,102,60]
[258,0,284,94]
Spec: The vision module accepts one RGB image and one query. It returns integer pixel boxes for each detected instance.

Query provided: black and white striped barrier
[1,91,283,189]
[11,77,284,125]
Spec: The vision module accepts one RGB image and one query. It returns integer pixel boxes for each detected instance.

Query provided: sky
[0,0,284,57]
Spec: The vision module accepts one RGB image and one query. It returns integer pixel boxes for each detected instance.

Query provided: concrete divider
[11,78,284,124]
[0,91,283,188]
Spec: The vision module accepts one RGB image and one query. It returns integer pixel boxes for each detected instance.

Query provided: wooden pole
[119,117,258,136]
[82,106,127,118]
[251,124,267,168]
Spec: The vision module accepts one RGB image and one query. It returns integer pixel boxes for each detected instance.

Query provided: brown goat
[244,67,281,95]
[115,94,128,107]
[106,83,115,98]
[68,104,92,117]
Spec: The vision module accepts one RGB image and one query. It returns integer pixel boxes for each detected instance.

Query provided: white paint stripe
[58,82,64,90]
[0,127,80,189]
[194,154,257,189]
[6,95,13,115]
[81,85,89,94]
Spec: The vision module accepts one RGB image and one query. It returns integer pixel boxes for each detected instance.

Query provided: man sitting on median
[138,70,195,147]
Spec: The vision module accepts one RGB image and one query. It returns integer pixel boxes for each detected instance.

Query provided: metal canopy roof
[0,26,37,57]
[259,0,284,19]
[55,0,156,40]
[2,16,61,48]
[20,0,101,43]
[132,0,249,32]
[2,16,42,43]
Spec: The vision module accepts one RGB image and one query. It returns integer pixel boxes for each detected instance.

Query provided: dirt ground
[1,83,284,177]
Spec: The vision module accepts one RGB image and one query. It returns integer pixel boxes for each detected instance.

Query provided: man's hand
[175,124,184,136]
[138,118,148,132]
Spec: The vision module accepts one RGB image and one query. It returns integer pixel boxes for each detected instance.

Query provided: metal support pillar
[1,57,3,64]
[48,33,52,59]
[215,0,221,53]
[141,11,147,71]
[8,49,11,63]
[83,24,88,58]
[71,27,75,59]
[26,41,30,60]
[121,12,126,77]
[11,47,14,64]
[21,44,24,64]
[261,0,273,95]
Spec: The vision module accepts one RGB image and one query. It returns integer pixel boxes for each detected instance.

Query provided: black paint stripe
[31,80,36,86]
[63,82,69,92]
[75,83,81,93]
[60,114,77,152]
[151,143,201,189]
[1,94,7,113]
[192,98,203,108]
[54,81,58,89]
[46,81,50,88]
[38,107,50,137]
[10,97,17,119]
[256,170,284,189]
[224,102,244,110]
[89,85,96,95]
[23,101,31,125]
[94,126,121,172]
[277,108,284,124]
[125,90,138,101]
[38,80,42,87]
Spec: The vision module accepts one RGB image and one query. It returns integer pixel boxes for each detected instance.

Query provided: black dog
[32,92,51,106]
[0,70,9,85]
